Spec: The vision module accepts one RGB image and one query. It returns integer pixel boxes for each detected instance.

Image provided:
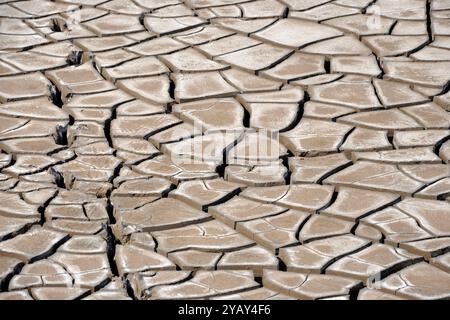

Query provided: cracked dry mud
[0,0,450,301]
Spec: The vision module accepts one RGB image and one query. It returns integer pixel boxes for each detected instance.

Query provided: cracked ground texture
[0,0,450,301]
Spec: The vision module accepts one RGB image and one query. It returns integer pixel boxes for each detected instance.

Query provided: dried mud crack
[1,0,450,301]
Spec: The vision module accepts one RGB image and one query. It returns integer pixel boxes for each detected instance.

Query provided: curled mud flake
[0,0,449,301]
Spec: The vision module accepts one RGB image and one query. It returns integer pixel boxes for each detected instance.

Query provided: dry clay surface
[1,0,450,300]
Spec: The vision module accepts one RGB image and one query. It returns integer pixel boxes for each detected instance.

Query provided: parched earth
[0,0,450,301]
